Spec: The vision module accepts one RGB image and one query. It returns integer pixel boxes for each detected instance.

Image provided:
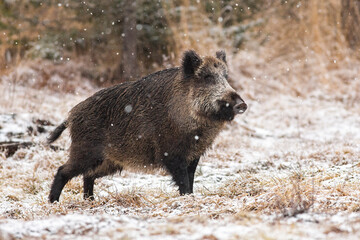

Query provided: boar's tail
[47,121,68,144]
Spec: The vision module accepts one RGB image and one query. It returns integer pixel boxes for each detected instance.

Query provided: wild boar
[48,50,247,202]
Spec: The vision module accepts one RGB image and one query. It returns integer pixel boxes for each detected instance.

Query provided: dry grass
[227,0,360,108]
[1,2,360,239]
[161,0,223,61]
[0,59,96,94]
[1,87,360,237]
[1,87,359,219]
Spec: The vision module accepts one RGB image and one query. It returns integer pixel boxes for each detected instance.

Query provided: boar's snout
[214,91,246,121]
[233,97,247,115]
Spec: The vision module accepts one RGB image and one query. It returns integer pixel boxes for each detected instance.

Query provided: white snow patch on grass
[1,80,360,239]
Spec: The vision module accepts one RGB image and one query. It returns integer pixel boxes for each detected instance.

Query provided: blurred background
[0,0,359,103]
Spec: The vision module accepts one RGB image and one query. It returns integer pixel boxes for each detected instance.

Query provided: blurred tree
[341,0,360,49]
[120,0,138,81]
[0,0,266,84]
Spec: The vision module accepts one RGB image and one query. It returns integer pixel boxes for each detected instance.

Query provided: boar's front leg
[187,158,200,194]
[164,154,191,195]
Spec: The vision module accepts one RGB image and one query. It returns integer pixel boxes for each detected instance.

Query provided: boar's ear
[216,50,227,64]
[182,50,202,76]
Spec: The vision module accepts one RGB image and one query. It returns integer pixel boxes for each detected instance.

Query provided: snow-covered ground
[0,73,359,239]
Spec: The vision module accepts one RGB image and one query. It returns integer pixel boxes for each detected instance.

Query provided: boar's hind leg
[49,164,82,203]
[187,158,200,194]
[164,155,191,195]
[83,165,123,200]
[83,176,95,200]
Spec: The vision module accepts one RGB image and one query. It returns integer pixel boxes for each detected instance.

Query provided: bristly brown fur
[48,50,247,202]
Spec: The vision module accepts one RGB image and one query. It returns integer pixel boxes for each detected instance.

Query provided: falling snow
[124,105,133,113]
